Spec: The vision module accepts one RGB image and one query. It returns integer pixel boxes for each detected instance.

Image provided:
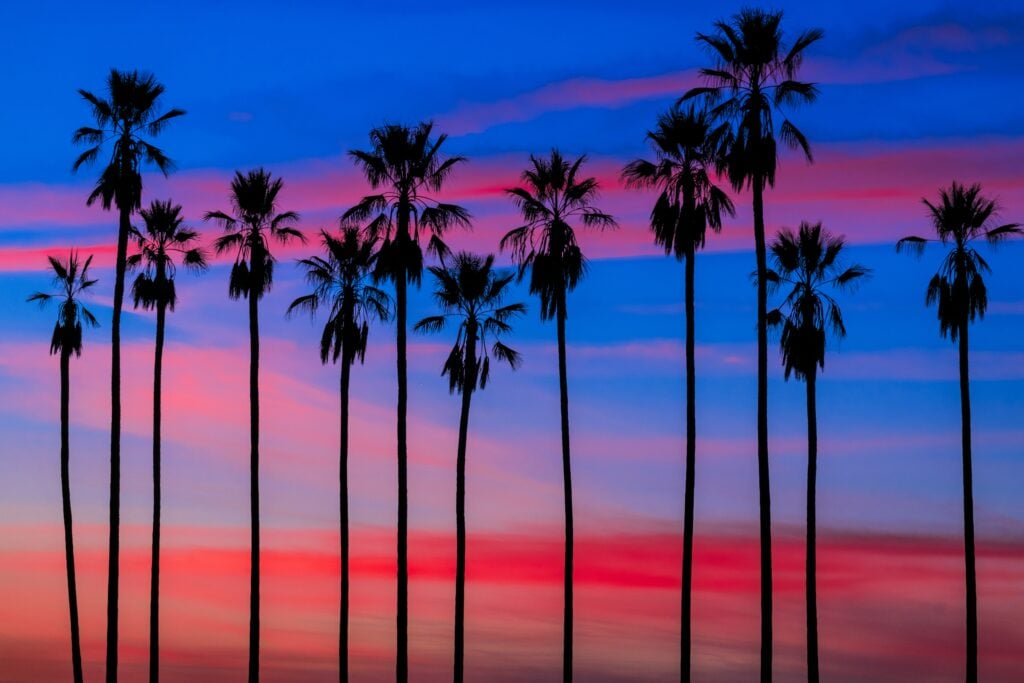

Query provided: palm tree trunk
[681,246,697,683]
[959,322,977,683]
[454,348,474,683]
[248,291,261,683]
[395,255,409,683]
[106,204,130,683]
[752,178,773,683]
[61,348,84,683]
[340,357,351,683]
[556,293,574,683]
[805,371,818,683]
[150,300,166,683]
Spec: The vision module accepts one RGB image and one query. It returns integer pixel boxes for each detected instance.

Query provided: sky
[1,1,1023,681]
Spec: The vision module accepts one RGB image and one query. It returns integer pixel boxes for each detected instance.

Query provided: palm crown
[72,69,185,211]
[28,252,100,357]
[415,253,525,393]
[501,150,617,319]
[681,8,821,189]
[622,105,735,257]
[767,222,868,380]
[343,122,471,285]
[897,182,1021,341]
[288,227,392,365]
[205,168,305,300]
[128,200,207,311]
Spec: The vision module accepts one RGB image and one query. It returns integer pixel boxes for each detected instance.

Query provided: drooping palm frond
[129,199,207,312]
[415,252,525,394]
[27,251,100,357]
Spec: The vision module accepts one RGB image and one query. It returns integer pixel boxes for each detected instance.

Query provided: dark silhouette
[415,253,524,683]
[288,227,390,683]
[127,200,207,683]
[342,122,470,682]
[72,69,184,682]
[501,150,617,683]
[205,169,304,683]
[622,105,735,683]
[28,251,99,683]
[681,11,821,679]
[765,223,867,683]
[897,183,1020,683]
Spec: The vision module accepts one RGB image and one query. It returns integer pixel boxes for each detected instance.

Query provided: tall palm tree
[72,69,184,681]
[127,200,207,683]
[681,11,822,678]
[342,122,469,682]
[501,150,617,682]
[765,223,867,683]
[414,253,524,683]
[622,105,734,683]
[897,183,1020,683]
[28,251,100,683]
[205,169,304,683]
[287,227,390,683]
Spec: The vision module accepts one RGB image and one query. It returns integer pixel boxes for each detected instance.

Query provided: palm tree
[765,223,867,683]
[622,105,734,683]
[72,69,184,681]
[127,200,207,683]
[342,122,470,681]
[205,169,304,683]
[897,183,1020,683]
[414,253,524,683]
[28,251,100,683]
[501,150,617,682]
[287,227,390,683]
[680,11,822,678]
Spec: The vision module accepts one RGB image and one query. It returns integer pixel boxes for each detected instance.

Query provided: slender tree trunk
[106,204,130,683]
[340,357,351,683]
[805,372,818,683]
[752,178,773,683]
[681,246,696,683]
[454,329,476,683]
[556,293,574,683]
[395,241,409,683]
[248,291,261,683]
[61,348,84,683]
[150,300,166,683]
[959,322,977,683]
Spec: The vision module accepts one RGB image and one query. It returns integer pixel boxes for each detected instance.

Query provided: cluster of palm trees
[27,6,1019,683]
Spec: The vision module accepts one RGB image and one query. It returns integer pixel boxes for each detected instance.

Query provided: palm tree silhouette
[73,70,184,681]
[681,11,821,678]
[342,122,470,682]
[501,150,617,683]
[414,252,524,683]
[897,183,1020,683]
[205,169,304,683]
[127,200,207,683]
[622,105,735,683]
[765,223,867,683]
[287,227,390,683]
[28,251,100,683]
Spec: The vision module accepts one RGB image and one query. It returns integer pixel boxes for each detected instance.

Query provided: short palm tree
[622,105,734,683]
[766,223,867,683]
[415,252,524,683]
[205,169,304,683]
[342,122,469,682]
[73,70,184,681]
[681,11,822,678]
[28,251,100,683]
[127,199,207,683]
[287,227,390,683]
[501,150,617,683]
[897,183,1020,683]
